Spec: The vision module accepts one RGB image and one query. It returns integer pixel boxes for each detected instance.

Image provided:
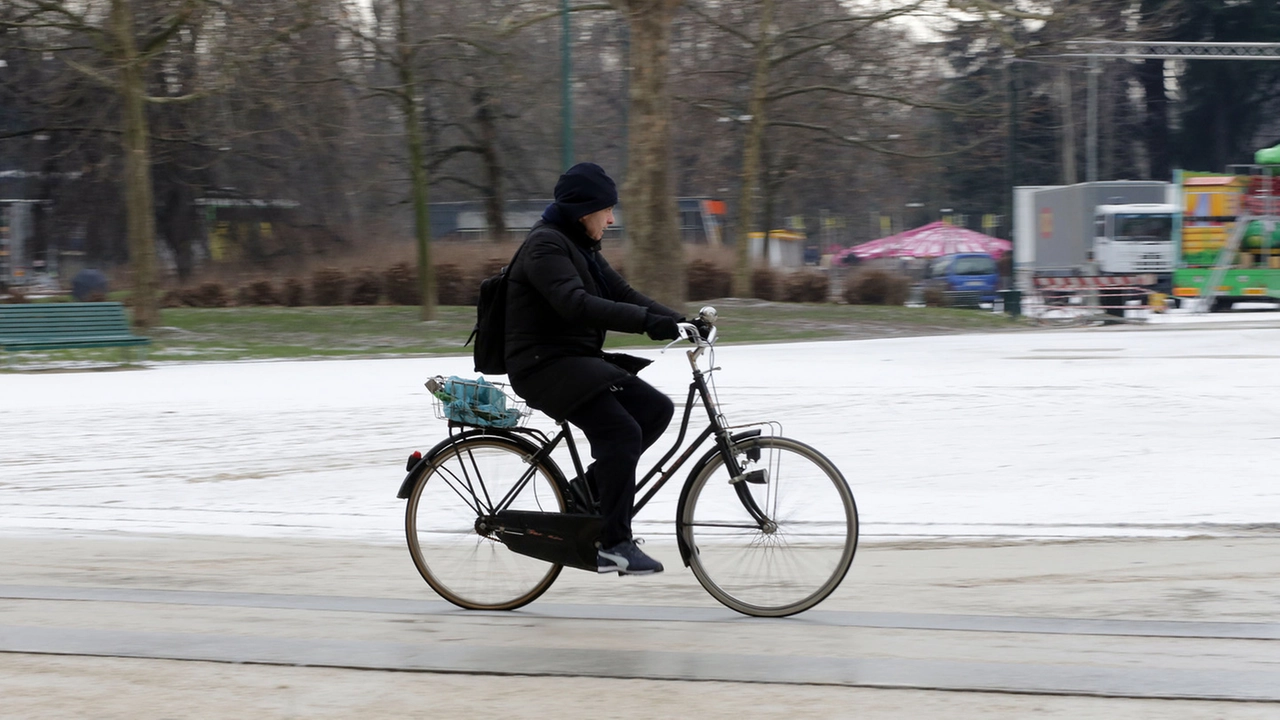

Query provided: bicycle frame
[430,340,774,531]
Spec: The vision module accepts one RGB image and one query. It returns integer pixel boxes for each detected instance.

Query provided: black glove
[643,312,681,341]
[691,317,712,340]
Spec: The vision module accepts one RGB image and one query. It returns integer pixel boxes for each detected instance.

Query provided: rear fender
[673,429,762,566]
[395,430,547,500]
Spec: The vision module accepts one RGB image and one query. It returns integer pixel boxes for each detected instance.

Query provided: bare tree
[2,0,318,325]
[3,0,200,326]
[682,0,949,288]
[613,0,685,308]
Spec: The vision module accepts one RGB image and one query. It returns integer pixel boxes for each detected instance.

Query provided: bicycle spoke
[681,437,857,617]
[685,521,763,530]
[432,463,484,516]
[457,442,495,513]
[406,437,565,611]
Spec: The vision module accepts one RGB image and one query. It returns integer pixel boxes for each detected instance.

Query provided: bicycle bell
[698,306,718,326]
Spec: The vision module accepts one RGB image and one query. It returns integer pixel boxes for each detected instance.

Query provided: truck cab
[1092,203,1178,278]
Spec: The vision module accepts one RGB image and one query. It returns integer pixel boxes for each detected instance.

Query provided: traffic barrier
[1026,281,1154,326]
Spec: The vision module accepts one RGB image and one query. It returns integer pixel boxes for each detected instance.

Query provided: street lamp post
[560,0,573,170]
[905,202,923,230]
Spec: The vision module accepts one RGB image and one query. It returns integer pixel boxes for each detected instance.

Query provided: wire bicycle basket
[426,375,530,429]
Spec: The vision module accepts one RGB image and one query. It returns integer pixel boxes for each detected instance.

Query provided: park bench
[0,302,150,361]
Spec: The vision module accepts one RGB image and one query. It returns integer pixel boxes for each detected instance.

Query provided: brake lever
[661,323,700,352]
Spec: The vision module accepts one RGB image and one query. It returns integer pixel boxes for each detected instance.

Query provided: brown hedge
[311,268,347,306]
[843,269,911,306]
[348,267,383,305]
[782,270,829,303]
[283,278,306,306]
[237,280,280,306]
[435,263,474,306]
[384,262,418,305]
[751,267,779,301]
[687,259,731,301]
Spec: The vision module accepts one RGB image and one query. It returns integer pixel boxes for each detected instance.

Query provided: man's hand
[643,313,681,341]
[691,316,713,340]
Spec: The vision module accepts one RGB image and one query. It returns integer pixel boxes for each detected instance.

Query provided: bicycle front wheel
[679,436,858,617]
[405,435,566,611]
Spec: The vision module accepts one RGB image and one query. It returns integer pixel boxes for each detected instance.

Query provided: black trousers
[564,375,674,548]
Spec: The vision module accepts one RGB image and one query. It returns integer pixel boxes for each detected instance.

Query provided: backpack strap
[464,238,528,348]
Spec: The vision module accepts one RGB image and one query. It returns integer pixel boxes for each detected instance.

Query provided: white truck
[1013,181,1180,293]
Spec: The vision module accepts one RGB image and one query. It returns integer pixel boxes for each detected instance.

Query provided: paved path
[3,585,1278,701]
[2,534,1278,717]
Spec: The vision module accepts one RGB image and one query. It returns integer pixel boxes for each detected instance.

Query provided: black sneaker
[597,539,664,575]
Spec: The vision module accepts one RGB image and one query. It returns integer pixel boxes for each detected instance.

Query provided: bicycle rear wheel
[405,435,566,610]
[679,436,857,617]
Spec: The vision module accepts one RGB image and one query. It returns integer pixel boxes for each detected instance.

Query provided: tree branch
[0,126,119,140]
[684,1,752,44]
[770,2,925,68]
[497,3,615,37]
[63,57,116,89]
[769,119,997,159]
[138,0,200,57]
[766,84,996,117]
[1,0,97,34]
[947,0,1054,23]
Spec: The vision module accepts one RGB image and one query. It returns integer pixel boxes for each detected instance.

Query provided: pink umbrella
[838,221,1011,262]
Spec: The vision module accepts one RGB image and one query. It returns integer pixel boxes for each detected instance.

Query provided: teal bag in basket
[437,376,522,428]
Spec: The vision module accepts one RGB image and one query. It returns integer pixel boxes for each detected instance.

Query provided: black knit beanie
[553,162,618,219]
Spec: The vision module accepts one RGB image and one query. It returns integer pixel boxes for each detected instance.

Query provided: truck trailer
[1013,181,1179,293]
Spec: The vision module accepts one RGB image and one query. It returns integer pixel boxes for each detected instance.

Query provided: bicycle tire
[679,435,858,617]
[405,434,566,611]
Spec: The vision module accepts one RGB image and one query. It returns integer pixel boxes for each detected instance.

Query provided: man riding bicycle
[504,162,684,575]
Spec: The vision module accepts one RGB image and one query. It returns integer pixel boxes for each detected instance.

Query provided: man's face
[579,207,615,241]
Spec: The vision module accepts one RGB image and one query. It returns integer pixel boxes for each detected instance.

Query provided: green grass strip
[1,300,1028,369]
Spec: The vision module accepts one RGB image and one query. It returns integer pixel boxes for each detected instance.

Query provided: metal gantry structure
[1044,41,1280,311]
[1057,41,1280,184]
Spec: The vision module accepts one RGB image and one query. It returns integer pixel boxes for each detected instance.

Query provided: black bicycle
[396,307,858,617]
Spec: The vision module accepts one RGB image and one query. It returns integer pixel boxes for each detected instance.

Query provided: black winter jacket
[504,219,681,420]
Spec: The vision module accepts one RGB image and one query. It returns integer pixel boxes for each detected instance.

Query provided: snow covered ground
[4,315,1280,544]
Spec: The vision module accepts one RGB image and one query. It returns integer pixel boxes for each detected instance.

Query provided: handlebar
[663,306,718,352]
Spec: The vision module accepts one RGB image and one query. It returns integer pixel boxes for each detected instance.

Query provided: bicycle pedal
[730,469,768,485]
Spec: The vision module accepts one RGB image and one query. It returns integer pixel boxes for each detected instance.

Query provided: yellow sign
[1038,208,1053,239]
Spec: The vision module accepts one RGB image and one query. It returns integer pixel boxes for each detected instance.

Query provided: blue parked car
[924,253,999,303]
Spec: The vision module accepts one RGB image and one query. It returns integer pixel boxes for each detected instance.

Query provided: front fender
[673,429,762,566]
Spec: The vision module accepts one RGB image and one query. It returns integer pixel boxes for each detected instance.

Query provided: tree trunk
[397,0,435,320]
[618,0,683,309]
[110,0,159,329]
[1059,67,1076,185]
[732,0,773,298]
[161,183,196,281]
[1138,58,1169,180]
[474,88,508,240]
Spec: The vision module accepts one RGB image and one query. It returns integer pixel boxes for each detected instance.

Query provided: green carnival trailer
[1173,160,1280,311]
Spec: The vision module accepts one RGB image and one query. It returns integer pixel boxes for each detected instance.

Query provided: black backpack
[467,242,525,375]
